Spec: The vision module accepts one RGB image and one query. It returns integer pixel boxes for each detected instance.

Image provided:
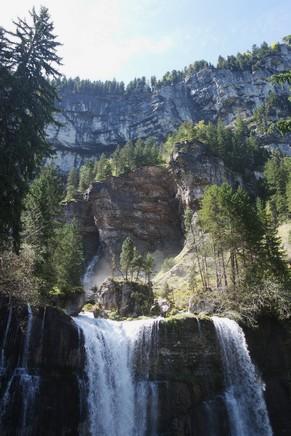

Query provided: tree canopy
[0,7,61,251]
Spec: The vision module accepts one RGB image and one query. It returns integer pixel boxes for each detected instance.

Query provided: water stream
[213,316,273,436]
[75,315,159,436]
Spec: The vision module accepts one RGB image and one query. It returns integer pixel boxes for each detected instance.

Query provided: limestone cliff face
[169,141,244,208]
[65,145,252,276]
[69,166,184,264]
[48,44,291,170]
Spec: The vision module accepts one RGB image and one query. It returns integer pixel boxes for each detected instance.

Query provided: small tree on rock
[120,237,134,280]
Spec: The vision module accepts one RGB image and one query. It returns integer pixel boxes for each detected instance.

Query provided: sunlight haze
[2,0,291,82]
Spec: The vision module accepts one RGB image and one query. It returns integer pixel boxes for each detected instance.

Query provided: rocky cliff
[64,142,249,282]
[48,44,291,170]
[0,298,84,436]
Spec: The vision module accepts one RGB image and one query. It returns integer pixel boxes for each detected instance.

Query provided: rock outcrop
[65,165,184,272]
[169,141,244,208]
[94,279,154,317]
[0,297,85,436]
[48,44,291,170]
[145,316,291,435]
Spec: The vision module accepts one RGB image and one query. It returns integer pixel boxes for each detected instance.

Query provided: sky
[1,0,291,83]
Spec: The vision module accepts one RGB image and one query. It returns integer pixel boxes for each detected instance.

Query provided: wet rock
[0,297,85,436]
[150,298,172,316]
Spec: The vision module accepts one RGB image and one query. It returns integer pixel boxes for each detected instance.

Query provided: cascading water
[213,316,273,436]
[0,305,40,435]
[0,306,12,370]
[82,255,99,297]
[75,314,159,436]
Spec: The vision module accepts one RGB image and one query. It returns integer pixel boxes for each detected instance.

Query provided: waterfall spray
[213,316,272,436]
[75,315,159,436]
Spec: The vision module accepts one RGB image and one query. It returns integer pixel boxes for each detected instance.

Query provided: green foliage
[253,93,291,134]
[120,237,135,280]
[22,166,63,292]
[64,168,79,201]
[184,207,193,235]
[283,35,291,45]
[144,253,154,283]
[20,167,85,301]
[76,140,162,192]
[162,118,267,172]
[216,40,280,72]
[198,183,289,290]
[78,161,94,191]
[119,238,154,283]
[52,220,84,295]
[95,153,112,181]
[0,244,42,304]
[0,7,61,251]
[268,69,291,135]
[264,152,291,222]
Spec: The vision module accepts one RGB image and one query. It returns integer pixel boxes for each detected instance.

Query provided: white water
[21,304,33,369]
[213,316,273,436]
[82,255,99,297]
[75,315,159,436]
[0,305,39,434]
[0,306,12,369]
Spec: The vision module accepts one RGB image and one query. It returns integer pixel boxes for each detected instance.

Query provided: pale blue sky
[2,0,291,83]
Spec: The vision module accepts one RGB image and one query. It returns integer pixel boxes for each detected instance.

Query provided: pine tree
[144,253,154,284]
[78,161,94,191]
[120,237,134,280]
[53,221,84,294]
[22,166,62,291]
[65,168,79,201]
[0,7,61,251]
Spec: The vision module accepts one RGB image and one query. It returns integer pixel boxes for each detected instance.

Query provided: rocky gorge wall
[0,298,290,435]
[47,43,291,171]
[64,141,248,276]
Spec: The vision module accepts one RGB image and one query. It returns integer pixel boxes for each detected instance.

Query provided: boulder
[95,278,154,317]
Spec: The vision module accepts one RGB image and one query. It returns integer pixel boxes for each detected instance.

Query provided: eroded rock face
[48,44,291,170]
[95,279,154,317]
[0,297,85,436]
[169,141,244,208]
[64,146,251,272]
[245,317,291,436]
[151,317,227,436]
[84,165,183,259]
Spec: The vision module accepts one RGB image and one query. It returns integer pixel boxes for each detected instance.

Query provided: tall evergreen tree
[53,221,84,294]
[22,166,62,291]
[0,7,61,251]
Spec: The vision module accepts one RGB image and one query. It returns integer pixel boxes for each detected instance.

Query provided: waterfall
[213,316,273,436]
[82,255,99,297]
[0,305,39,435]
[21,304,33,369]
[0,306,12,370]
[75,315,159,436]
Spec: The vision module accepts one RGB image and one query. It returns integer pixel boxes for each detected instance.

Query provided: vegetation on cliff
[162,117,267,173]
[0,9,290,323]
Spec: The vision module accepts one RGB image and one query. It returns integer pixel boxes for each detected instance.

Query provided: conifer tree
[53,221,84,294]
[120,237,134,280]
[0,7,61,251]
[65,168,79,201]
